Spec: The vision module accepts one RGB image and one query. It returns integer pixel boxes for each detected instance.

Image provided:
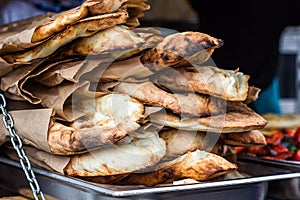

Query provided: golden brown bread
[3,11,129,63]
[113,150,237,186]
[124,0,151,27]
[62,25,144,57]
[159,128,206,159]
[133,27,164,50]
[151,66,250,101]
[140,31,223,71]
[149,102,268,133]
[0,197,31,200]
[262,113,300,130]
[64,131,166,176]
[222,130,267,147]
[31,0,128,43]
[48,121,136,155]
[113,81,226,116]
[48,94,144,155]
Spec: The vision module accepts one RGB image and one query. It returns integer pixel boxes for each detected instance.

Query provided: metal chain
[0,93,46,200]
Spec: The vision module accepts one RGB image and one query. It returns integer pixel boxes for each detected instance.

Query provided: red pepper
[235,146,245,153]
[274,151,294,160]
[285,129,295,138]
[291,150,300,161]
[266,132,284,145]
[272,144,289,154]
[247,146,262,154]
[293,127,300,145]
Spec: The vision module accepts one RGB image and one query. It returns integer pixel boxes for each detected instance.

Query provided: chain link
[0,93,46,200]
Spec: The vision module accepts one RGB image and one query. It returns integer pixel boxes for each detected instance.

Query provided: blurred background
[0,0,300,115]
[140,0,300,115]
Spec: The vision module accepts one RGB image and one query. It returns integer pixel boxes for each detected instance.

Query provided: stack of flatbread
[0,0,268,187]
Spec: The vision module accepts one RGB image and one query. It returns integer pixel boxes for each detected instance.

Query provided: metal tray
[0,155,299,200]
[238,155,300,200]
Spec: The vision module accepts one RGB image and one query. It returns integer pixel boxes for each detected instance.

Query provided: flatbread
[262,113,300,130]
[0,197,31,200]
[3,11,129,63]
[113,81,226,116]
[62,25,144,57]
[48,94,145,155]
[133,27,164,49]
[140,31,223,71]
[125,0,151,27]
[113,150,237,186]
[151,66,250,101]
[149,102,267,133]
[64,131,166,176]
[32,0,128,43]
[159,128,206,159]
[222,130,267,147]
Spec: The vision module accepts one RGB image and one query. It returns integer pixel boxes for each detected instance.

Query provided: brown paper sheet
[3,145,69,174]
[0,108,54,152]
[82,56,154,82]
[0,58,46,103]
[34,56,154,88]
[0,57,16,77]
[34,59,88,87]
[26,81,107,121]
[0,12,60,54]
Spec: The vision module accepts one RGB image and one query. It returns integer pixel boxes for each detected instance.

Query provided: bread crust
[140,32,223,71]
[113,150,237,186]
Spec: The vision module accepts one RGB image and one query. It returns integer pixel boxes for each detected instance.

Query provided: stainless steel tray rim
[1,156,300,198]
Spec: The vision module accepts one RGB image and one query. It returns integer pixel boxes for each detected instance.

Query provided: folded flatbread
[222,130,267,147]
[113,150,237,186]
[262,113,300,130]
[151,66,250,101]
[31,0,128,43]
[149,102,267,133]
[133,27,164,50]
[112,81,226,116]
[48,93,145,155]
[3,11,129,63]
[124,0,151,27]
[140,31,223,71]
[64,131,166,176]
[62,25,144,58]
[159,128,206,159]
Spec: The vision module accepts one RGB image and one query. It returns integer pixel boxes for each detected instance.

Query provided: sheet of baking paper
[2,145,69,174]
[0,12,64,54]
[0,108,54,152]
[0,58,46,103]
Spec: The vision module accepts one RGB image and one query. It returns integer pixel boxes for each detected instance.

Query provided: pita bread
[244,86,261,104]
[31,0,128,43]
[262,113,300,130]
[0,197,31,200]
[159,129,206,159]
[48,94,145,155]
[62,25,144,57]
[149,102,267,133]
[140,31,223,71]
[133,27,164,49]
[3,11,129,63]
[113,81,226,116]
[124,0,151,27]
[152,66,250,101]
[82,173,130,184]
[64,131,166,176]
[0,12,59,55]
[222,130,267,147]
[113,150,237,186]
